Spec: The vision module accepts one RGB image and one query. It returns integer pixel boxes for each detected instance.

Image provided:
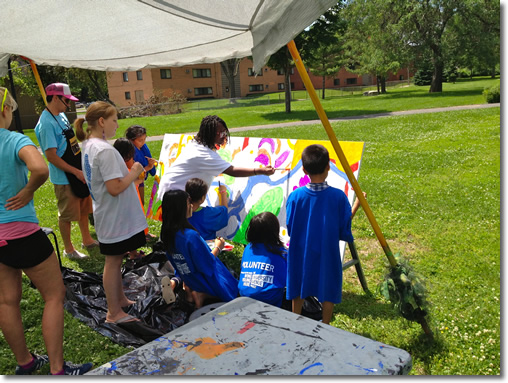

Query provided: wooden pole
[286,40,397,268]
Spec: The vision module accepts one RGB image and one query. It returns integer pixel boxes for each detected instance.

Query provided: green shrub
[483,83,500,103]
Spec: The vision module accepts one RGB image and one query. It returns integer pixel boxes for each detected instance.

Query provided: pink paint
[237,321,256,334]
[254,153,269,166]
[258,138,275,153]
[274,150,290,168]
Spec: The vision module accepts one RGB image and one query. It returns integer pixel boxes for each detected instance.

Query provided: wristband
[220,190,227,193]
[212,247,222,253]
[253,168,257,175]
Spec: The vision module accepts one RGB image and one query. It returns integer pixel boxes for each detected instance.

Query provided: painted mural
[147,134,364,260]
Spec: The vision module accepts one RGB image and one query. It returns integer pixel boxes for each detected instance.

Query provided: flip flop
[105,314,139,324]
[161,276,176,304]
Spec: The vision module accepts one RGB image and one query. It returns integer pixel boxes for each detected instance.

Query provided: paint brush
[274,167,290,171]
[145,156,158,165]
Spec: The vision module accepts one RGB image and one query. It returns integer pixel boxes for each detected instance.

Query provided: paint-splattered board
[88,297,411,375]
[147,135,364,260]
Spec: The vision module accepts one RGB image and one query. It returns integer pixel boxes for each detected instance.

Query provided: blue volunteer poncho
[286,186,353,304]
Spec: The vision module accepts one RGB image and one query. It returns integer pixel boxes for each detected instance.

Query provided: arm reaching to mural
[223,165,275,177]
[352,192,367,218]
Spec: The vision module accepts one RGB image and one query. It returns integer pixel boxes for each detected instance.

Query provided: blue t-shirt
[134,144,156,185]
[166,228,238,302]
[34,109,70,185]
[238,243,287,307]
[0,129,38,224]
[188,206,228,241]
[286,186,353,304]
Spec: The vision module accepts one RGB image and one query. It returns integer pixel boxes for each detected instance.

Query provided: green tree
[4,57,112,112]
[301,3,347,99]
[344,0,413,94]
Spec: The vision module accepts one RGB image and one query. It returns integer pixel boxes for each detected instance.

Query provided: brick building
[107,58,412,107]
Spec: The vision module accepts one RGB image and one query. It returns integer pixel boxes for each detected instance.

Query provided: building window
[346,78,357,85]
[136,70,143,80]
[125,91,131,100]
[160,69,172,79]
[249,84,264,92]
[248,68,262,76]
[194,87,213,96]
[193,68,211,78]
[334,79,340,86]
[122,72,129,82]
[278,83,284,90]
[399,75,404,80]
[277,69,284,76]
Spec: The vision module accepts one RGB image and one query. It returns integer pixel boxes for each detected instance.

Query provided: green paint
[233,187,284,244]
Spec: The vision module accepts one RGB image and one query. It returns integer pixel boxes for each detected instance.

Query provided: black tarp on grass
[62,251,186,349]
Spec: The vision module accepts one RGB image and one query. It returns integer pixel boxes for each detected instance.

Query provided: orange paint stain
[186,337,245,360]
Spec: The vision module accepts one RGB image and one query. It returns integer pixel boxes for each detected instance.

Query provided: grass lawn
[0,78,500,375]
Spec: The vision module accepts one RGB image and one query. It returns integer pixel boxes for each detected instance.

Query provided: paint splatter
[237,321,256,334]
[258,138,275,153]
[299,362,324,375]
[254,153,270,166]
[186,337,245,360]
[274,150,290,168]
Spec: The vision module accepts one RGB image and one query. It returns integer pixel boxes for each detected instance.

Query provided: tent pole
[22,57,47,106]
[286,40,397,268]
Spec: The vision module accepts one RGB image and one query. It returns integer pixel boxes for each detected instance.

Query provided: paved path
[141,103,500,143]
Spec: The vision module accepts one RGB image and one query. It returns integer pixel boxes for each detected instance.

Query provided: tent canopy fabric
[0,0,336,77]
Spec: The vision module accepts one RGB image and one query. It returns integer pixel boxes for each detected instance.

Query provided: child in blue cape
[286,144,363,324]
[238,212,287,307]
[185,177,229,240]
[160,189,238,309]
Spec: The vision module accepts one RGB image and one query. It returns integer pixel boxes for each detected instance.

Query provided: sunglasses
[59,96,71,107]
[1,89,17,112]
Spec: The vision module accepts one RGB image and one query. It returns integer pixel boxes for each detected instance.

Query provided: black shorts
[99,231,146,256]
[0,229,54,269]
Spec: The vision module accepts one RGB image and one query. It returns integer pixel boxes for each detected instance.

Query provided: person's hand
[131,162,144,177]
[353,192,367,210]
[145,156,157,171]
[218,184,227,193]
[5,189,34,210]
[214,237,225,250]
[261,165,275,175]
[73,168,86,183]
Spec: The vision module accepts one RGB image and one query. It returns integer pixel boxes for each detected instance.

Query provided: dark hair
[160,189,196,252]
[194,115,229,149]
[125,125,147,141]
[185,178,209,203]
[246,212,285,256]
[301,144,330,175]
[113,138,135,161]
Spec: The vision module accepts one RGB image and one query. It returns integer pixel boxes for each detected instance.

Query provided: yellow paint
[291,139,364,172]
[186,337,244,360]
[232,147,241,160]
[286,139,295,150]
[218,311,228,316]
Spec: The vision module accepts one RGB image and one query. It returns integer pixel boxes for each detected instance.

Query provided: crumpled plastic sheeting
[62,251,187,349]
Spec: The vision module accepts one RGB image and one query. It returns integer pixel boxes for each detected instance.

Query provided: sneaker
[15,353,49,375]
[63,361,93,375]
[63,249,88,260]
[81,240,99,249]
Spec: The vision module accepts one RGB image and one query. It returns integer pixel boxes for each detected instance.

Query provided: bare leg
[24,253,66,374]
[58,219,75,253]
[192,291,215,309]
[78,213,95,246]
[321,301,335,324]
[0,264,32,367]
[103,255,134,322]
[292,296,304,315]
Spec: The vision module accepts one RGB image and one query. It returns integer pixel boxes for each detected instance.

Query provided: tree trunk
[322,75,326,100]
[429,56,444,93]
[284,69,291,113]
[380,76,387,93]
[376,76,380,93]
[87,72,115,105]
[220,59,240,99]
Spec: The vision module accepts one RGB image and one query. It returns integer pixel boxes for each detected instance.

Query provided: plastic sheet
[62,250,187,349]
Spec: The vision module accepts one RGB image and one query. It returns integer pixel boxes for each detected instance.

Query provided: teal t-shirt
[34,109,69,185]
[0,129,38,224]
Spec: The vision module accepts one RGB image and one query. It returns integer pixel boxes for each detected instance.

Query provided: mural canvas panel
[147,134,364,262]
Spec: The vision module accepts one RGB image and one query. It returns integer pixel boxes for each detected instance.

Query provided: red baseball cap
[45,83,79,101]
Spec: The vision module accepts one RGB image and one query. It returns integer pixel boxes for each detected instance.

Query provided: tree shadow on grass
[336,290,400,321]
[259,109,394,124]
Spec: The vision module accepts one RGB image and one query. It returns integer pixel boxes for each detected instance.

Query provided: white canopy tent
[0,0,336,76]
